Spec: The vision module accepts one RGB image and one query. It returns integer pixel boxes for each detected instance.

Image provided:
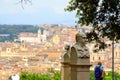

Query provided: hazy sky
[0,0,76,26]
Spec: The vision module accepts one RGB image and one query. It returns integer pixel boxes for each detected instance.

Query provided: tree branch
[19,0,32,9]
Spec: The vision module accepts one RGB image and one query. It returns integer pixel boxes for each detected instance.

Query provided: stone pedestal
[61,33,92,80]
[60,44,70,80]
[61,62,70,80]
[70,63,92,80]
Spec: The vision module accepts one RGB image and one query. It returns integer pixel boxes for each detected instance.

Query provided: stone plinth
[61,62,70,80]
[60,44,70,80]
[70,63,92,80]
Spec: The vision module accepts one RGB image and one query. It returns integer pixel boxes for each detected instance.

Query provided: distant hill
[0,25,38,42]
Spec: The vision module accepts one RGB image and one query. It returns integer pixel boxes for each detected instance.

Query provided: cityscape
[0,0,120,80]
[0,24,120,79]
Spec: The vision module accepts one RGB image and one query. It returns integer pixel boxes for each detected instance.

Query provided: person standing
[11,74,20,80]
[11,65,20,80]
[94,62,105,80]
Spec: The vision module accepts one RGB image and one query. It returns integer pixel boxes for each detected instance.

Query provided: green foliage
[107,71,120,80]
[20,71,52,80]
[90,71,95,80]
[65,0,120,51]
[20,70,61,80]
[90,71,120,80]
[20,70,120,80]
[104,76,112,80]
[52,71,61,80]
[0,36,13,42]
[0,25,38,42]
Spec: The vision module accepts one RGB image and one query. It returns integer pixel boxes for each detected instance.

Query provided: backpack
[95,66,102,78]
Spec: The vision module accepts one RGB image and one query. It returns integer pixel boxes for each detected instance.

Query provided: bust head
[75,33,86,46]
[64,44,70,51]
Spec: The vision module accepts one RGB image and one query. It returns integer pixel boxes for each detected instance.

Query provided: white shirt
[11,74,20,80]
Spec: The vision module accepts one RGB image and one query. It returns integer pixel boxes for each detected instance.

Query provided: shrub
[20,70,120,80]
[20,70,60,80]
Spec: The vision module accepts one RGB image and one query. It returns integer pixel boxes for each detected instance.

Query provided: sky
[0,0,76,26]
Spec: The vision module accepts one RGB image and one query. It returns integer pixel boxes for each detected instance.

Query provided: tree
[19,0,32,9]
[65,0,120,51]
[19,0,32,4]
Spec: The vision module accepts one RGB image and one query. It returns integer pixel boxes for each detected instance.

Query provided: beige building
[18,29,47,44]
[0,42,37,57]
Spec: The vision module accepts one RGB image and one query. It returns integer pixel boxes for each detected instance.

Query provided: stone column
[61,62,70,80]
[61,44,70,80]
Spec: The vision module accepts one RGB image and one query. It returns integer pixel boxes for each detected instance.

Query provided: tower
[38,28,41,38]
[37,28,47,43]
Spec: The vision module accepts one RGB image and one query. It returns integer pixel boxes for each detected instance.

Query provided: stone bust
[71,33,90,58]
[61,44,70,62]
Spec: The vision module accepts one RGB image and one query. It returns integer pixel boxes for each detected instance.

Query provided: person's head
[97,62,102,66]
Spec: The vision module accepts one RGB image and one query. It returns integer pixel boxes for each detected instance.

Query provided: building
[18,29,47,44]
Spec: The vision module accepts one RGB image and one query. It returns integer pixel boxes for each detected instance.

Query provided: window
[99,57,101,60]
[116,52,117,57]
[93,57,94,60]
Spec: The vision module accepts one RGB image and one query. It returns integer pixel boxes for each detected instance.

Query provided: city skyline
[0,0,76,26]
